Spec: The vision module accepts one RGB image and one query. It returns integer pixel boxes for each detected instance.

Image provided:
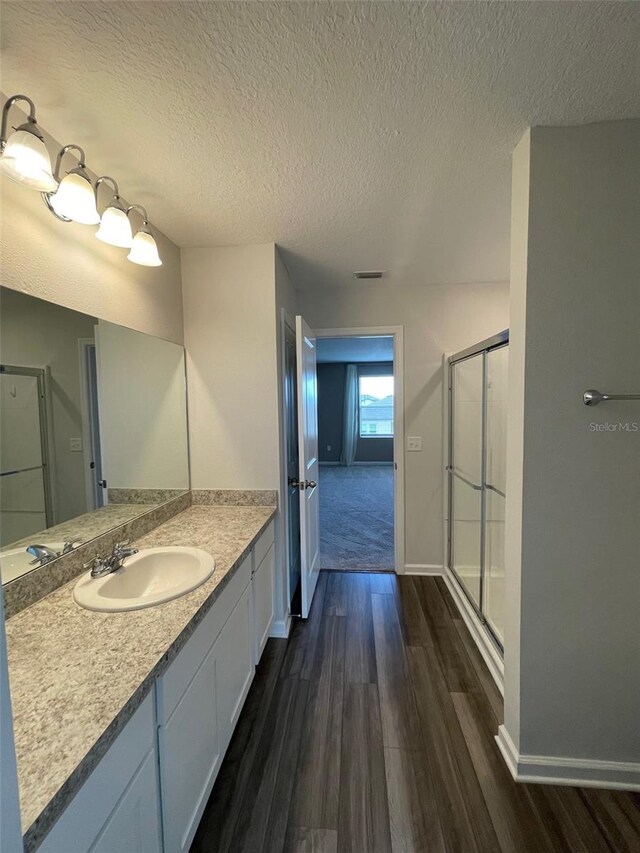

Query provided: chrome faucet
[26,544,60,566]
[84,541,138,579]
[110,541,138,569]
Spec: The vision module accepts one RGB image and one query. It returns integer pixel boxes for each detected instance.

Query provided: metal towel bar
[583,389,640,406]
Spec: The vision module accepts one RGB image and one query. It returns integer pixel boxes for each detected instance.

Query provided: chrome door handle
[288,477,300,487]
[305,480,317,489]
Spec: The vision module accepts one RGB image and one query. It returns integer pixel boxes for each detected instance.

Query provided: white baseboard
[269,613,292,639]
[318,461,394,467]
[442,567,504,695]
[496,725,640,791]
[404,564,443,575]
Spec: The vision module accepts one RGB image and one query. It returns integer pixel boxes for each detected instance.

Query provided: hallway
[190,572,640,853]
[319,466,395,571]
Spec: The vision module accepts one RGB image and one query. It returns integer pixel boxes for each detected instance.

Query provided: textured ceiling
[1,2,639,290]
[317,335,394,363]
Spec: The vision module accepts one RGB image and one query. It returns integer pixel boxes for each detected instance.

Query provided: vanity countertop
[5,503,277,849]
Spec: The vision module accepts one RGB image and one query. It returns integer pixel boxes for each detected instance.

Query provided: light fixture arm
[126,203,149,225]
[95,175,122,208]
[52,144,87,183]
[1,94,38,148]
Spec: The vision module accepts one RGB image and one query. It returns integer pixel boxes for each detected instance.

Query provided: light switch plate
[406,435,422,452]
[70,438,83,452]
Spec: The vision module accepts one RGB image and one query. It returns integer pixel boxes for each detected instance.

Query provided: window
[359,375,394,438]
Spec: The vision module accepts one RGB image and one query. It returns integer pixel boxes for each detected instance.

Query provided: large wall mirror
[0,287,189,584]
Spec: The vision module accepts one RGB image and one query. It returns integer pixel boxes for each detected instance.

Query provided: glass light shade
[49,169,100,224]
[0,127,57,192]
[127,228,162,266]
[96,204,133,248]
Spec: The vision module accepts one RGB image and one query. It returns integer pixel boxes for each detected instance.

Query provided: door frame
[279,308,299,616]
[313,325,405,574]
[78,338,105,510]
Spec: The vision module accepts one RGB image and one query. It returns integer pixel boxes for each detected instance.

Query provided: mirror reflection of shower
[0,366,53,547]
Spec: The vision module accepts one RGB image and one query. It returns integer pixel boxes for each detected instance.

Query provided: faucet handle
[113,540,130,551]
[83,555,112,578]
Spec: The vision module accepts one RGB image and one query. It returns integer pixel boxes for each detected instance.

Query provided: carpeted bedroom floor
[318,464,395,571]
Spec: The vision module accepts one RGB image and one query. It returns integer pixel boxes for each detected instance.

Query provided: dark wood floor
[191,571,640,853]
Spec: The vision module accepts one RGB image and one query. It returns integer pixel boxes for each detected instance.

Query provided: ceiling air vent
[353,270,386,280]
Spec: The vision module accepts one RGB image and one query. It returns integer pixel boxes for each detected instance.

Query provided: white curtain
[340,364,359,466]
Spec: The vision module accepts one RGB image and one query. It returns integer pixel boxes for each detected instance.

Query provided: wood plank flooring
[191,572,640,853]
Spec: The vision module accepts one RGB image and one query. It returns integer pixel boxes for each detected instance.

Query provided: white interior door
[296,315,320,618]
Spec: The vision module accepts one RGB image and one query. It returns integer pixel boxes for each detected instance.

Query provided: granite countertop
[3,503,156,553]
[5,504,276,849]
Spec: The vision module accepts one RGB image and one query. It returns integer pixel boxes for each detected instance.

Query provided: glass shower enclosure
[0,365,53,547]
[447,331,508,652]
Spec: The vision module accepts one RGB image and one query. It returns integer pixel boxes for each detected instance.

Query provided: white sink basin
[73,547,215,612]
[0,542,68,584]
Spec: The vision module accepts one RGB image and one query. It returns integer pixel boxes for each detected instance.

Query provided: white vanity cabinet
[156,552,256,853]
[38,692,161,853]
[35,520,277,853]
[252,520,275,664]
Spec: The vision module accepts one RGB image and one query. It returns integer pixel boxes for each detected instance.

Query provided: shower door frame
[0,364,54,531]
[447,329,508,656]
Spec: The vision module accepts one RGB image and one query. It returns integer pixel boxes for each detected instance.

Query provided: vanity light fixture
[126,204,162,266]
[0,94,57,191]
[43,145,100,224]
[95,176,133,248]
[2,93,162,270]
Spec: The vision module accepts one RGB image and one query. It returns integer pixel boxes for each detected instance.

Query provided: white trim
[78,338,97,511]
[279,308,294,612]
[496,726,640,791]
[404,564,443,576]
[314,325,405,574]
[320,461,394,467]
[443,566,504,694]
[269,613,292,639]
[0,583,23,853]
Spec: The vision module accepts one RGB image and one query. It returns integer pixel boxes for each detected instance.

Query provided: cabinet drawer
[157,553,251,724]
[253,519,275,571]
[39,692,157,853]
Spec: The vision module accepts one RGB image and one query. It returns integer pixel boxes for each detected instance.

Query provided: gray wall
[300,282,510,570]
[0,288,96,530]
[504,119,640,771]
[318,361,394,464]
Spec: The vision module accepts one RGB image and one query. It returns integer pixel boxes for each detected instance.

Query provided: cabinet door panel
[91,750,162,853]
[253,543,275,663]
[216,582,254,749]
[38,693,156,853]
[158,554,251,724]
[159,643,220,853]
